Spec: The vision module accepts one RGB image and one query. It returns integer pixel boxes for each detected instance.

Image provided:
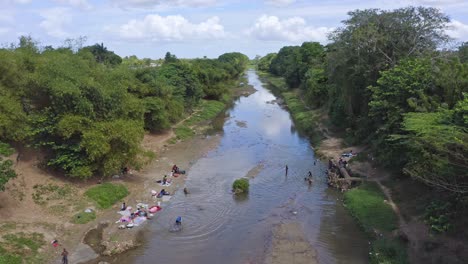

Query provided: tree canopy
[0,39,249,181]
[257,6,468,194]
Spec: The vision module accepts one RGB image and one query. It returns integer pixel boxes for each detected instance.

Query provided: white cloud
[447,20,468,40]
[265,0,295,7]
[247,15,333,43]
[111,0,217,9]
[39,7,72,38]
[54,0,92,10]
[115,14,225,42]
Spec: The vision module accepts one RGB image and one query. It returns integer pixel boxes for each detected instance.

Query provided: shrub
[232,178,249,194]
[85,183,129,209]
[424,201,453,233]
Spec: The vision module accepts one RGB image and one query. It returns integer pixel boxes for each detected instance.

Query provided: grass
[370,238,409,264]
[85,183,129,209]
[344,183,408,264]
[174,126,195,140]
[0,232,45,264]
[32,183,73,205]
[186,100,226,126]
[72,211,96,224]
[344,182,398,233]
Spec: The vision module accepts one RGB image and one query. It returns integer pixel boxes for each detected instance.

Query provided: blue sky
[1,0,467,59]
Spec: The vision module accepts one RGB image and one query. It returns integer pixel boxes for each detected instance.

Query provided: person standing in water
[285,165,288,176]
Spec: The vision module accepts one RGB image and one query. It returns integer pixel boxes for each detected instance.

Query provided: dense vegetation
[257,7,467,197]
[0,37,248,184]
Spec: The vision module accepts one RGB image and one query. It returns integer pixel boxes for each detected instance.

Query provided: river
[121,70,368,264]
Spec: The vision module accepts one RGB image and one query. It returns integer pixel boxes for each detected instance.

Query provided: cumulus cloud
[247,15,333,43]
[54,0,92,10]
[111,0,217,9]
[39,7,72,38]
[447,20,468,40]
[265,0,295,7]
[115,14,225,42]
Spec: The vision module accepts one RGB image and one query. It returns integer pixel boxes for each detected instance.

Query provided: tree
[164,52,178,64]
[458,42,468,63]
[398,96,468,193]
[257,53,276,71]
[327,7,450,137]
[80,43,122,65]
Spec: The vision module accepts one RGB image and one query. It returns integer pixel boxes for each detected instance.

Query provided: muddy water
[122,70,368,264]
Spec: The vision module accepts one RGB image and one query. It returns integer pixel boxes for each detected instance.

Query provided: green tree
[398,96,468,193]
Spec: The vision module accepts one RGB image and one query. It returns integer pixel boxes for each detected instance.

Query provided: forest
[0,38,248,187]
[257,6,467,195]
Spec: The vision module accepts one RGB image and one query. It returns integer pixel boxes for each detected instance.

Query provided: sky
[1,0,468,59]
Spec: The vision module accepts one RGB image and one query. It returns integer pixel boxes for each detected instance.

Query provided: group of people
[121,202,150,219]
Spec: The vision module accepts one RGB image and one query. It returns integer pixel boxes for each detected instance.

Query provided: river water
[123,70,368,264]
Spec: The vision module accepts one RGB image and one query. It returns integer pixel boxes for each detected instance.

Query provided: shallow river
[123,70,368,264]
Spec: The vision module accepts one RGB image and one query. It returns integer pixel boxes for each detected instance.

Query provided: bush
[85,183,129,209]
[344,183,398,233]
[232,178,249,194]
[370,238,408,264]
[72,211,96,224]
[424,201,453,233]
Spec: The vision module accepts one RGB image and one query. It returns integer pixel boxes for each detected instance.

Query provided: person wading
[285,165,289,176]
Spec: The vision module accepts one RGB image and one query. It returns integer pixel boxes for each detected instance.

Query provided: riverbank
[258,70,468,264]
[0,76,256,264]
[258,71,409,263]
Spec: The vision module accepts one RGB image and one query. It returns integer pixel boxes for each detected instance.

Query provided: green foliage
[370,238,409,264]
[232,178,249,194]
[459,42,468,63]
[0,37,248,181]
[80,43,122,65]
[85,183,129,209]
[344,183,398,233]
[257,53,276,71]
[72,211,96,224]
[424,201,454,233]
[0,142,16,192]
[398,97,468,193]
